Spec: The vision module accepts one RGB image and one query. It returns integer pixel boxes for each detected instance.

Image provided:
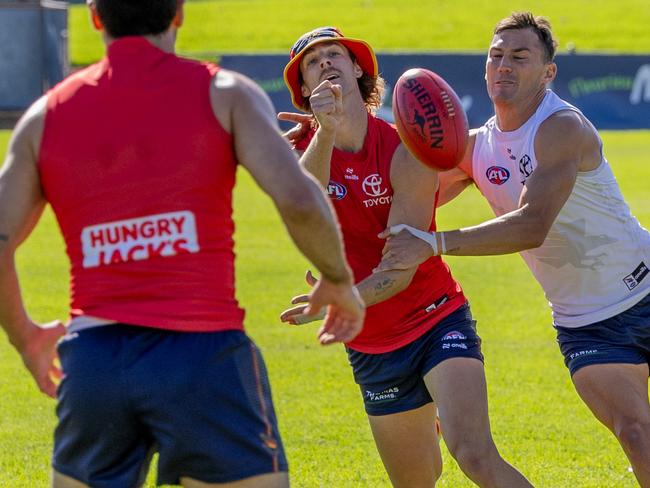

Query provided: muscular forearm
[0,252,33,351]
[443,206,547,256]
[356,268,416,307]
[299,127,335,186]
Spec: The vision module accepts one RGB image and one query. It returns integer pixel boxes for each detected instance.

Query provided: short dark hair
[94,0,178,38]
[494,12,558,62]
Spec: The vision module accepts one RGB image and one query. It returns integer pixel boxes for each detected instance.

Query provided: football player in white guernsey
[378,12,650,486]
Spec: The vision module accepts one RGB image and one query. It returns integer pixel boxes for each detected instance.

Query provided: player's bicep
[0,99,47,251]
[519,112,584,228]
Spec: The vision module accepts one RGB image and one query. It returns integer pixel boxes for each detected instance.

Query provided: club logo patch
[486,166,510,185]
[327,181,347,200]
[519,154,533,184]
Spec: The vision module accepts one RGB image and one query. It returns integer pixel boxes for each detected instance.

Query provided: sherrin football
[392,68,469,170]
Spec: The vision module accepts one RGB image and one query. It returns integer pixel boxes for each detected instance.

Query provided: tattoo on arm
[373,277,396,297]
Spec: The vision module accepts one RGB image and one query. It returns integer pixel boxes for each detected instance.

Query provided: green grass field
[1,129,648,486]
[68,0,650,64]
[1,1,649,486]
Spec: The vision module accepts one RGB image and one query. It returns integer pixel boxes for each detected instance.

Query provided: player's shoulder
[212,69,265,99]
[537,109,596,148]
[470,119,491,148]
[211,69,273,115]
[467,128,479,146]
[210,69,275,133]
[4,96,47,166]
[536,109,600,167]
[13,96,47,143]
[541,109,587,132]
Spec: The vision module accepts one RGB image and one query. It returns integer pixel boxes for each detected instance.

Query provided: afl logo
[327,181,347,200]
[442,331,467,341]
[486,166,510,185]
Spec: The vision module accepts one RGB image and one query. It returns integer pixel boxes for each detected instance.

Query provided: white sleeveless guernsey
[472,90,650,328]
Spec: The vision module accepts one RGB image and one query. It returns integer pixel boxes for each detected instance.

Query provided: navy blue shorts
[54,325,287,487]
[346,303,483,416]
[556,292,650,376]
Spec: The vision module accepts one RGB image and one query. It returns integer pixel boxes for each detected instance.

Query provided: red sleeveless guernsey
[296,114,465,353]
[38,37,244,332]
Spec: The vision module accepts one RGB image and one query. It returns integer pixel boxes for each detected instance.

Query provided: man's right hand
[13,320,66,398]
[309,275,364,345]
[307,80,343,133]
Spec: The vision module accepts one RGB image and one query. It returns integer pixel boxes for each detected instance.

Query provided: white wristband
[439,231,447,254]
[388,224,440,256]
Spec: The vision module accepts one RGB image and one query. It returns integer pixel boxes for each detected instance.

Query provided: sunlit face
[485,28,556,106]
[299,42,363,98]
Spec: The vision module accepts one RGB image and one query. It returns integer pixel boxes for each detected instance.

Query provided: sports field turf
[1,129,648,486]
[69,0,650,64]
[1,1,649,486]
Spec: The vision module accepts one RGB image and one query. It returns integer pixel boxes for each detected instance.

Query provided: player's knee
[616,419,650,452]
[446,438,496,474]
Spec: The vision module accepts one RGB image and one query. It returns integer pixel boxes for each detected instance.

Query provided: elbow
[519,221,551,250]
[510,204,554,250]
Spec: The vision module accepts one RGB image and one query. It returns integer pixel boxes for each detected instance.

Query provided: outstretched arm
[211,70,363,344]
[377,111,599,270]
[0,97,66,398]
[280,143,437,325]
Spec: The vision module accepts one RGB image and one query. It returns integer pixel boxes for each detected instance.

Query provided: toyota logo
[362,174,387,197]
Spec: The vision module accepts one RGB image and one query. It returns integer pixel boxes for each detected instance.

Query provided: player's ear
[301,84,311,98]
[353,61,363,79]
[88,1,103,31]
[172,0,184,28]
[543,62,557,84]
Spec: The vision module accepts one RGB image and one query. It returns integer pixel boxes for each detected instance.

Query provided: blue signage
[219,53,650,130]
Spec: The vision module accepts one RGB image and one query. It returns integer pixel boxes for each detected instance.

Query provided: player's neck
[333,97,369,153]
[494,88,547,132]
[104,30,177,54]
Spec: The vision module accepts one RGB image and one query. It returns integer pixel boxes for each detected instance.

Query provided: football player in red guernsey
[280,27,531,488]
